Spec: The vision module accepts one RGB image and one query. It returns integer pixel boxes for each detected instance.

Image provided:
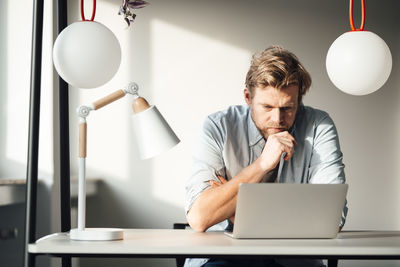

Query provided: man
[185,46,347,267]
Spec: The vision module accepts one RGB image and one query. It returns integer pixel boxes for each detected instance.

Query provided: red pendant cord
[349,0,365,31]
[81,0,97,21]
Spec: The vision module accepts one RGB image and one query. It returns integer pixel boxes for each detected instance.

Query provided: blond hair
[245,46,312,103]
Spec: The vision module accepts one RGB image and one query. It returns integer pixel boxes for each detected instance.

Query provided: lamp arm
[74,82,150,231]
[88,84,150,112]
[77,115,87,230]
[78,119,87,158]
[92,89,126,110]
[76,83,145,154]
[76,90,128,230]
[76,82,152,159]
[78,82,150,115]
[76,89,126,230]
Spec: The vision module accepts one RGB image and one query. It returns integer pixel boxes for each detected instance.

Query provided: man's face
[244,85,299,139]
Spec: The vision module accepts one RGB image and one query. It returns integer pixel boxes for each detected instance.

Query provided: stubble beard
[257,124,289,139]
[252,113,297,140]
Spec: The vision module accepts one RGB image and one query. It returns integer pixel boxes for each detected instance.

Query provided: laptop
[225,183,348,239]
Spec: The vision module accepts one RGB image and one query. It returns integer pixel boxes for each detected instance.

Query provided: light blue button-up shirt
[184,104,347,267]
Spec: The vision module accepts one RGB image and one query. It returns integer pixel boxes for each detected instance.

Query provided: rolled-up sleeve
[309,114,348,227]
[185,117,226,214]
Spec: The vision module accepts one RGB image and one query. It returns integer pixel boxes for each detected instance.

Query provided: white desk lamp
[70,82,180,241]
[52,5,179,240]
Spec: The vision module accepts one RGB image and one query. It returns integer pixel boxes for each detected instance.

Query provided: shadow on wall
[86,180,186,229]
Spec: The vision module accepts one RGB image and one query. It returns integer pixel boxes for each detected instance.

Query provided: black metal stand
[24,0,71,267]
[328,259,338,267]
[57,0,72,266]
[23,0,44,266]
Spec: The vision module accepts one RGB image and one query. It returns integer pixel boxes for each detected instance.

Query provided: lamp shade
[326,31,392,95]
[53,21,121,89]
[132,106,180,159]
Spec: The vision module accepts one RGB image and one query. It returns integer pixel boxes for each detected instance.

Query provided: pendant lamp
[326,0,392,96]
[53,0,121,89]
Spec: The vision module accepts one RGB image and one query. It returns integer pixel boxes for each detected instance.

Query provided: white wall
[0,0,55,183]
[1,0,398,267]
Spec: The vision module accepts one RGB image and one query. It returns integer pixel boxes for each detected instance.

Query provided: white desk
[29,229,400,261]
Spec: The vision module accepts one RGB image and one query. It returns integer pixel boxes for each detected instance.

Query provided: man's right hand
[257,131,296,172]
[187,131,296,232]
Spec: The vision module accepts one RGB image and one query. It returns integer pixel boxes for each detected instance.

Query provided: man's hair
[245,46,312,103]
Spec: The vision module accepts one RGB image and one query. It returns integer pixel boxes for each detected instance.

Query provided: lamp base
[70,228,124,241]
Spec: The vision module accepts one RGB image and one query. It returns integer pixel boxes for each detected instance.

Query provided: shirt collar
[247,107,264,147]
[290,103,304,135]
[247,103,305,147]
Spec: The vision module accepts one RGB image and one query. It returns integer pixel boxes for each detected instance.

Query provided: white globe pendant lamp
[53,0,121,89]
[326,0,392,96]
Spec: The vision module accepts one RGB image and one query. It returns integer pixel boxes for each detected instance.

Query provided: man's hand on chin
[257,131,296,172]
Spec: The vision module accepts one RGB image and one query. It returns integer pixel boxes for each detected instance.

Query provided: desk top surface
[28,229,400,256]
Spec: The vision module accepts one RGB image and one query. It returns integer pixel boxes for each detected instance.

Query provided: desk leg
[25,254,36,267]
[62,256,71,267]
[328,259,338,267]
[173,223,190,267]
[176,256,185,267]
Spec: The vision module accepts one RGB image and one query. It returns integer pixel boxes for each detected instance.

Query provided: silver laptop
[225,183,348,239]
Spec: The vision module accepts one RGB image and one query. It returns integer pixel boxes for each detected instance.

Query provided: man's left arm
[308,114,348,229]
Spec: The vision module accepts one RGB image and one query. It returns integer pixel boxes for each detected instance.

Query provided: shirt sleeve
[185,117,226,214]
[308,114,348,227]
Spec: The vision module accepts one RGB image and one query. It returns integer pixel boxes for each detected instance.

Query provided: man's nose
[271,108,283,123]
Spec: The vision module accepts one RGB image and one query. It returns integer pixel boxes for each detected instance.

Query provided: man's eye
[281,107,293,112]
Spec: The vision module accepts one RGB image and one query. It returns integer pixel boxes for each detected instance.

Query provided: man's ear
[244,88,252,105]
